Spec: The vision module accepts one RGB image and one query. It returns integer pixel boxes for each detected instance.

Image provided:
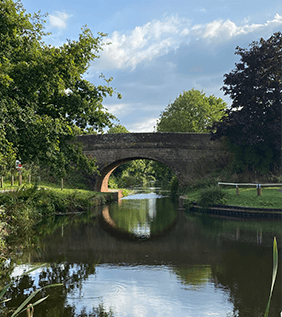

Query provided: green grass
[223,187,282,209]
[186,186,282,209]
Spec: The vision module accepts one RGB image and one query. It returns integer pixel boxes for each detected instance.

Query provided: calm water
[4,188,282,316]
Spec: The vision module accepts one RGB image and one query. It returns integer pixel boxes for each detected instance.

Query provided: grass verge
[185,186,282,209]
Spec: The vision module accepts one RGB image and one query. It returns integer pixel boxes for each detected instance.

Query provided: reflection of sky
[122,193,163,201]
[67,264,233,317]
[133,223,150,236]
[132,198,157,236]
[122,193,161,236]
[148,198,157,219]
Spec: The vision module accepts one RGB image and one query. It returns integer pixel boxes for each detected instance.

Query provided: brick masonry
[76,132,228,192]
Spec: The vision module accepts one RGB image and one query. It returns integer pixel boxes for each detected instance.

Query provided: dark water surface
[7,189,282,316]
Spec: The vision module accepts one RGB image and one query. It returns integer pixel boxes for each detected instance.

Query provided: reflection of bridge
[77,133,226,191]
[38,208,276,266]
[39,210,219,265]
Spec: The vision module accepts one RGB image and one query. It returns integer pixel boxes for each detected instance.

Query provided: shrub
[197,186,226,209]
[170,176,179,199]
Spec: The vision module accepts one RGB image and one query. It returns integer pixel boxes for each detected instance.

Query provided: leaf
[11,284,63,317]
[264,237,278,317]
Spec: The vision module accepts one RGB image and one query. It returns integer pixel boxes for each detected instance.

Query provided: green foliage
[150,161,175,187]
[0,142,16,177]
[211,32,282,173]
[156,88,227,132]
[226,141,276,174]
[0,186,113,220]
[187,177,218,191]
[108,176,118,189]
[170,175,179,199]
[197,186,226,209]
[107,124,129,134]
[0,0,121,178]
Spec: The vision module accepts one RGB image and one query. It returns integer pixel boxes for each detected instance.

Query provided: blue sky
[21,0,282,132]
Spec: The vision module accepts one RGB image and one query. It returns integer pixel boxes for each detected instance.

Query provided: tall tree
[211,32,282,172]
[156,89,227,133]
[0,0,121,177]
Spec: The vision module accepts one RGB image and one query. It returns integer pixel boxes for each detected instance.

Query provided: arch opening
[96,157,178,192]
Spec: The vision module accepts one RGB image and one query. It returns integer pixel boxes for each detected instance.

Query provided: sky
[21,0,282,132]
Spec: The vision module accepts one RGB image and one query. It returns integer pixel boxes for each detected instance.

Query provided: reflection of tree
[110,200,149,235]
[185,212,282,245]
[173,265,211,289]
[150,198,177,235]
[37,210,100,237]
[109,197,177,237]
[2,262,114,316]
[211,242,281,317]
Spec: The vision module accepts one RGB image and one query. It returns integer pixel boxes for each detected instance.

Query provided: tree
[0,0,121,177]
[107,124,129,134]
[211,32,282,172]
[156,89,227,133]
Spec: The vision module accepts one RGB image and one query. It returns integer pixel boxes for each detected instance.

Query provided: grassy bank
[185,186,282,209]
[0,182,122,266]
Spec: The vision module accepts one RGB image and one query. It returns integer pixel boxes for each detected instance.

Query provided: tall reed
[264,237,279,317]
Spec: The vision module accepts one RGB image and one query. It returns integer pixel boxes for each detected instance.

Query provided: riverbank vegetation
[0,182,117,316]
[183,183,282,210]
[211,32,282,174]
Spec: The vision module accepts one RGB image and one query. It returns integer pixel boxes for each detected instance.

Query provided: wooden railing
[218,182,282,196]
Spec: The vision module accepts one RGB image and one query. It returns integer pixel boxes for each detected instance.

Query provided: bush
[197,186,226,209]
[170,176,179,199]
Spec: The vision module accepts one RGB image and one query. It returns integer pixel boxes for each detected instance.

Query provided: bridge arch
[96,156,178,192]
[77,132,226,192]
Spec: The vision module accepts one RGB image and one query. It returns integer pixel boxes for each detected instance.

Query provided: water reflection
[105,193,177,239]
[1,189,281,317]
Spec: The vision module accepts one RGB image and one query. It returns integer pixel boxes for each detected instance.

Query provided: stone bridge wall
[77,133,227,191]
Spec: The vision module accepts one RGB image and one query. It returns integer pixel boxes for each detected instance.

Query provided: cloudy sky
[21,0,282,132]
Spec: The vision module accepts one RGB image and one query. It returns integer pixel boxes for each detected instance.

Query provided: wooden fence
[218,182,282,196]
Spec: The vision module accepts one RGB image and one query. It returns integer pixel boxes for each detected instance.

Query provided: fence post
[19,174,22,186]
[236,184,239,195]
[257,184,262,196]
[11,175,14,186]
[1,176,3,188]
[28,174,31,184]
[61,178,64,190]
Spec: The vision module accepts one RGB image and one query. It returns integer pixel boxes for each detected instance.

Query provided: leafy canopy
[107,124,129,134]
[211,32,282,172]
[156,89,227,133]
[0,0,121,177]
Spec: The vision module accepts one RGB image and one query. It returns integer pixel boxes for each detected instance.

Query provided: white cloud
[105,103,130,116]
[93,13,282,71]
[49,12,71,29]
[195,7,207,13]
[129,118,158,132]
[196,14,282,41]
[95,15,186,70]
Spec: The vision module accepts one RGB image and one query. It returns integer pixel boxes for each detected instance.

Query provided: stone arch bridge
[76,133,226,192]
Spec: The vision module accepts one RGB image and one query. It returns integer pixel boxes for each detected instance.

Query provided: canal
[4,188,282,316]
